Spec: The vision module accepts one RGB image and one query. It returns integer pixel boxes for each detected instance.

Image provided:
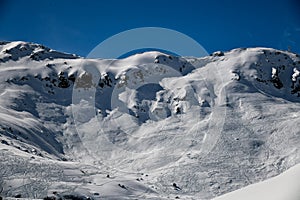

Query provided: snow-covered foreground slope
[214,163,300,200]
[0,41,300,199]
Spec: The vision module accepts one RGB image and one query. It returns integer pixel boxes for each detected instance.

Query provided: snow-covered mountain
[0,41,300,199]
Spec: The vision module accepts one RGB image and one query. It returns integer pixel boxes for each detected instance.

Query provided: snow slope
[214,163,300,200]
[0,41,300,199]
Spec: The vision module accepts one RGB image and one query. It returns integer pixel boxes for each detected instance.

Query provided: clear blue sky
[0,0,299,57]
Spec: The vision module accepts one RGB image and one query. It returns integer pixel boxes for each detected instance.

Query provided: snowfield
[0,41,300,199]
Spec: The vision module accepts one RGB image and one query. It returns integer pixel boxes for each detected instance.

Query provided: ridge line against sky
[0,0,300,57]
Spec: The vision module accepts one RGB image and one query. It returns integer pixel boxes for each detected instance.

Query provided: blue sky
[0,0,299,57]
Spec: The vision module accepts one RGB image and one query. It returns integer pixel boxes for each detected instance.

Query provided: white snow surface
[0,41,300,199]
[213,163,300,200]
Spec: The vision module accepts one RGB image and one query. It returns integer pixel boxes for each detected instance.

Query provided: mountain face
[0,41,300,199]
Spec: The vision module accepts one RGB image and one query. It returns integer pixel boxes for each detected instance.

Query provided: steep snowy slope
[0,41,300,199]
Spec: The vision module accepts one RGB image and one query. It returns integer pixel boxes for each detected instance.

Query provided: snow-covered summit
[0,41,79,62]
[0,41,300,199]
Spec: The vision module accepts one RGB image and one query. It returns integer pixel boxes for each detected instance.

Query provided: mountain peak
[0,41,79,62]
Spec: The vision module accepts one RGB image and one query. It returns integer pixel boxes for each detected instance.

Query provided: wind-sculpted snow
[0,42,300,199]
